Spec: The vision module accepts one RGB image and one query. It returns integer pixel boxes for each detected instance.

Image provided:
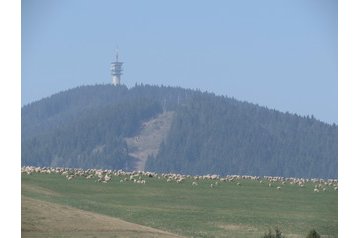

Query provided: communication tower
[111,50,123,86]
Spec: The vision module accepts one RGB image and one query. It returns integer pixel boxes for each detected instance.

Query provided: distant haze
[22,0,337,124]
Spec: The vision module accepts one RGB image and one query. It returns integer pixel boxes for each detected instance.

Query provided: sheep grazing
[176,178,185,183]
[104,174,111,182]
[21,166,339,193]
[314,188,319,192]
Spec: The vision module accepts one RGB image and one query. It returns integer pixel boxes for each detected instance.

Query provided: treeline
[146,92,337,178]
[22,97,162,169]
[22,84,191,169]
[21,84,191,140]
[22,84,337,178]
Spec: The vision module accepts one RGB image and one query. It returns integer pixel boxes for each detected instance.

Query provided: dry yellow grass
[21,196,184,238]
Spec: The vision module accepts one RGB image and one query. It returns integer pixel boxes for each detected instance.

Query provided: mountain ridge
[21,84,337,178]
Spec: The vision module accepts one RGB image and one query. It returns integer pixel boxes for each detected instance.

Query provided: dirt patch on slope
[125,111,174,171]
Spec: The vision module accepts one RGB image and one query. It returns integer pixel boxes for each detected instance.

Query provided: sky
[22,0,337,124]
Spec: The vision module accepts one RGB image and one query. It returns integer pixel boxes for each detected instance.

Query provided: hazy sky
[22,0,337,124]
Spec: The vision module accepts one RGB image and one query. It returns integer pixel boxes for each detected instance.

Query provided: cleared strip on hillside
[125,111,175,171]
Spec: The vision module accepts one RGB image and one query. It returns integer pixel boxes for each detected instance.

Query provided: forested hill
[22,84,337,178]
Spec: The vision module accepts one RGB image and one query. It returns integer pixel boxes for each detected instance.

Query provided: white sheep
[104,174,111,182]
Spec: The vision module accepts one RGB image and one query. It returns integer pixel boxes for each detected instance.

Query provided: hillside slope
[21,84,188,170]
[21,84,337,178]
[146,94,337,178]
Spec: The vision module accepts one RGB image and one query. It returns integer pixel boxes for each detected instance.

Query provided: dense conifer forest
[22,84,337,178]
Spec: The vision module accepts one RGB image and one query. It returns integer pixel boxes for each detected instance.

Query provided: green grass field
[22,172,337,238]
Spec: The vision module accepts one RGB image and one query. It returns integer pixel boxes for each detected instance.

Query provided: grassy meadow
[22,172,337,238]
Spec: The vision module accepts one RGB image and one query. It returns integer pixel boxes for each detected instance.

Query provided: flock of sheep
[21,166,338,192]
